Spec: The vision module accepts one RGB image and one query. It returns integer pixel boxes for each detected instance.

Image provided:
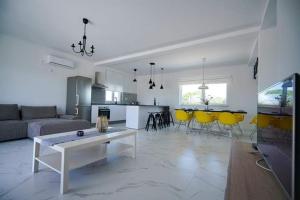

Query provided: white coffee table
[32,128,136,194]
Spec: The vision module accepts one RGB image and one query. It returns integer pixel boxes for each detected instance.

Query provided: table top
[175,108,247,114]
[35,128,136,152]
[225,141,288,200]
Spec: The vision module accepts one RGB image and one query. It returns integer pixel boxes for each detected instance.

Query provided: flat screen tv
[257,73,299,200]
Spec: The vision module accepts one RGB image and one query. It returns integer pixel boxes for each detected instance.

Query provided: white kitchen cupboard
[91,105,126,123]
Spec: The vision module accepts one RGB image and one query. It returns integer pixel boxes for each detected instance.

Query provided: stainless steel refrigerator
[66,76,92,121]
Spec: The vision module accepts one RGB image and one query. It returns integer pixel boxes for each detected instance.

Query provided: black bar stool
[145,112,157,131]
[155,112,164,129]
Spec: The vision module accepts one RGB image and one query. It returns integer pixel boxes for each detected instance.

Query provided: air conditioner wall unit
[46,55,75,69]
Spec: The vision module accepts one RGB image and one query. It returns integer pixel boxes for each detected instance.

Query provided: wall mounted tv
[257,73,299,200]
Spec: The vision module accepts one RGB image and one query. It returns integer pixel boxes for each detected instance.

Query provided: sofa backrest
[21,106,57,120]
[0,104,20,121]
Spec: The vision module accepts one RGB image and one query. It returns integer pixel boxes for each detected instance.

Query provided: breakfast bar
[126,105,169,129]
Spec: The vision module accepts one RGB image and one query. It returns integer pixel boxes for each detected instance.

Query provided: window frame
[178,80,229,107]
[105,90,121,103]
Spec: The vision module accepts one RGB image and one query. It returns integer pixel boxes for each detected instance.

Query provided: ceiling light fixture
[133,68,137,82]
[149,62,156,89]
[149,63,153,85]
[160,67,164,89]
[71,18,95,57]
[198,58,208,90]
[152,63,156,88]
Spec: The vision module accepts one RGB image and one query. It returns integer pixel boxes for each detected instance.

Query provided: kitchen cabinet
[91,105,126,123]
[110,105,126,121]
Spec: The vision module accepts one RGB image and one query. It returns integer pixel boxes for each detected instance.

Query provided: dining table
[174,108,247,114]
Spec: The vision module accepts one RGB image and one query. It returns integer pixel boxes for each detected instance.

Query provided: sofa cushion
[0,120,27,141]
[21,106,57,120]
[0,104,20,121]
[26,118,91,138]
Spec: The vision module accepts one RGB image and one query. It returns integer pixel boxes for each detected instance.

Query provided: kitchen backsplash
[121,92,137,104]
[91,87,106,104]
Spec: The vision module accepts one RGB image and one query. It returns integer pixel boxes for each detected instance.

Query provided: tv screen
[257,73,299,199]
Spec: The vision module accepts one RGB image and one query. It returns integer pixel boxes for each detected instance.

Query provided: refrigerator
[66,76,92,121]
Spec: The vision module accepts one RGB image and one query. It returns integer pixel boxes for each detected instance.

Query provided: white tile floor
[0,124,253,200]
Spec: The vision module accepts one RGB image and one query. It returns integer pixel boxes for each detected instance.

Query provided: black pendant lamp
[151,62,156,87]
[149,63,153,84]
[133,68,137,82]
[160,67,164,89]
[149,62,156,89]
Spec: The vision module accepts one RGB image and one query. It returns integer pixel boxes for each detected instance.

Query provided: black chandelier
[71,18,95,57]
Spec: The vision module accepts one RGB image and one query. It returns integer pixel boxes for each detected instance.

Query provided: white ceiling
[0,0,266,73]
[106,32,258,75]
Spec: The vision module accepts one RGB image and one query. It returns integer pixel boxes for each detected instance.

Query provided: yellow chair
[218,112,243,137]
[249,115,257,140]
[206,112,222,132]
[233,113,245,123]
[210,112,220,121]
[175,109,193,131]
[257,114,272,129]
[194,111,215,133]
[279,116,292,132]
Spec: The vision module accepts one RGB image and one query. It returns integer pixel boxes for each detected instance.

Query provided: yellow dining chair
[209,112,222,131]
[233,113,245,135]
[233,113,245,123]
[249,115,257,140]
[218,112,242,137]
[175,109,193,131]
[279,116,293,132]
[194,111,215,133]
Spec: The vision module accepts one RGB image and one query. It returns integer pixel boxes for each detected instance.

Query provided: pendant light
[149,62,155,89]
[160,67,164,89]
[152,63,156,87]
[133,68,137,82]
[198,58,208,90]
[149,63,153,85]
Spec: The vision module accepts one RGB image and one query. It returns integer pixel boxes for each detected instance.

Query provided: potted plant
[202,95,213,110]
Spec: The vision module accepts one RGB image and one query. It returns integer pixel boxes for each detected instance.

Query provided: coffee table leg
[60,150,69,194]
[32,140,40,173]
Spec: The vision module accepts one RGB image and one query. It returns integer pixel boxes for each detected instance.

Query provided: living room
[0,0,300,200]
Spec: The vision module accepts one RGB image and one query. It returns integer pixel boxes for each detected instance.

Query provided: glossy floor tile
[0,125,251,200]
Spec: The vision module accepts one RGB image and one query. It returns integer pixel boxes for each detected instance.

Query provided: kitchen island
[126,105,169,129]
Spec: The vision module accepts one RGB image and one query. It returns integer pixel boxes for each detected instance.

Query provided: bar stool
[155,112,164,129]
[145,112,157,131]
[161,110,174,127]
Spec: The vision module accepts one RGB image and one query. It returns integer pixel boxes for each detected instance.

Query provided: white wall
[258,0,300,91]
[137,64,257,128]
[0,34,95,113]
[0,34,137,113]
[94,66,137,94]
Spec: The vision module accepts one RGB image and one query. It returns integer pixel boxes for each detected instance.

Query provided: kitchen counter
[91,104,170,124]
[126,105,168,129]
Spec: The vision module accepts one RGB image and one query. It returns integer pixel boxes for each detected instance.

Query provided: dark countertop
[92,103,169,107]
[175,108,247,114]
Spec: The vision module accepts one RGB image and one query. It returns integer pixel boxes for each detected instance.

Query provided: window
[179,83,227,105]
[105,91,113,102]
[105,91,121,102]
[180,84,203,105]
[113,91,121,102]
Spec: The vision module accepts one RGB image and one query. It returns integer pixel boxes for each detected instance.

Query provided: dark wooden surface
[175,109,247,114]
[225,141,288,200]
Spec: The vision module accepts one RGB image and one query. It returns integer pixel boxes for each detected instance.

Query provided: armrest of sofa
[57,114,77,120]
